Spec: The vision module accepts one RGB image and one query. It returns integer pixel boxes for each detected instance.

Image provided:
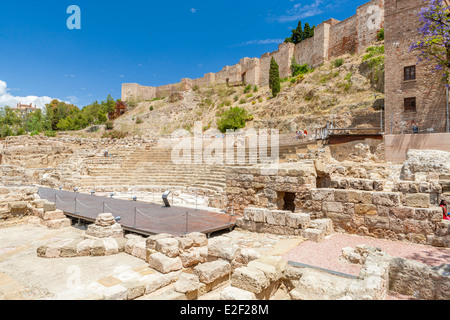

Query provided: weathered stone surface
[247,256,287,282]
[322,202,344,213]
[243,207,268,223]
[405,193,430,208]
[91,240,106,256]
[231,267,269,294]
[311,189,335,202]
[155,238,180,258]
[302,228,324,242]
[179,248,202,268]
[174,273,200,294]
[265,210,287,226]
[145,233,172,250]
[208,238,239,261]
[148,252,183,274]
[285,212,310,229]
[355,204,377,216]
[310,219,333,235]
[77,239,95,256]
[194,260,231,284]
[95,213,117,227]
[104,238,119,256]
[44,218,71,229]
[184,232,208,247]
[372,192,401,207]
[123,280,146,300]
[220,286,256,300]
[42,210,65,221]
[390,207,414,219]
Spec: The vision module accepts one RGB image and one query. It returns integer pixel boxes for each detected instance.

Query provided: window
[404,97,416,112]
[404,66,416,81]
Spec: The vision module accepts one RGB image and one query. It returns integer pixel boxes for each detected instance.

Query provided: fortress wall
[122,0,386,101]
[311,21,331,67]
[294,37,315,67]
[121,83,156,101]
[356,0,385,53]
[329,15,358,59]
[192,73,216,88]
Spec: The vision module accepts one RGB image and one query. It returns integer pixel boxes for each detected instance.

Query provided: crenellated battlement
[122,0,385,102]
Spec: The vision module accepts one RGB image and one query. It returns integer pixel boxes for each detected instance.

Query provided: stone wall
[301,187,450,247]
[384,0,447,134]
[122,0,385,102]
[225,163,317,216]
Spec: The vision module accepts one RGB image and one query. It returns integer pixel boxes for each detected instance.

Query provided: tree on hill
[269,57,281,98]
[285,21,316,44]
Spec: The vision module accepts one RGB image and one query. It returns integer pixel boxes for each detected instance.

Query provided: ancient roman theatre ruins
[0,0,449,300]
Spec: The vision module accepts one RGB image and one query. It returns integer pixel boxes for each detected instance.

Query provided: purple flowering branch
[409,0,450,84]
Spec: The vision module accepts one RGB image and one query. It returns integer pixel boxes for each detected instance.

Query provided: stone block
[60,240,80,258]
[389,207,414,219]
[184,232,208,247]
[334,190,349,203]
[194,260,231,284]
[104,238,120,256]
[405,193,430,208]
[285,212,310,229]
[231,267,269,294]
[42,201,56,213]
[91,240,106,256]
[243,207,268,223]
[247,256,287,282]
[208,238,239,262]
[77,239,95,256]
[311,189,335,202]
[155,238,180,258]
[42,210,66,221]
[174,273,200,294]
[322,202,344,213]
[44,218,71,229]
[372,192,401,207]
[145,233,173,250]
[148,252,183,274]
[365,216,389,229]
[179,248,202,268]
[220,286,256,300]
[301,228,324,242]
[404,220,434,235]
[355,204,377,215]
[265,210,287,226]
[123,280,146,300]
[310,219,333,235]
[8,201,28,215]
[176,236,194,251]
[102,284,128,300]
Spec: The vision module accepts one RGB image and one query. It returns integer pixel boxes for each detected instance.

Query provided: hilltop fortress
[122,0,385,102]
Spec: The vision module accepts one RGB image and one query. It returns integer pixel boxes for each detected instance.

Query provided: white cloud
[274,0,325,23]
[190,8,197,13]
[0,80,67,109]
[244,39,284,45]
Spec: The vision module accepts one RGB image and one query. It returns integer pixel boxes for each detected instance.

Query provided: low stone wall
[236,207,333,242]
[301,188,449,247]
[389,257,450,300]
[0,186,37,222]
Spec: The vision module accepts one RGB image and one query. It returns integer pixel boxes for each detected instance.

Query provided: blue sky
[0,0,369,109]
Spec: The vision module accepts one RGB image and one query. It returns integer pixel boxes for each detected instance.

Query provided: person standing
[440,200,450,221]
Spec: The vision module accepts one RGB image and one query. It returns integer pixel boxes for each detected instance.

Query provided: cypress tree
[269,57,280,98]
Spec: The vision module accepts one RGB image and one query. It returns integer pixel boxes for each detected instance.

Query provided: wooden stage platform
[37,187,236,237]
